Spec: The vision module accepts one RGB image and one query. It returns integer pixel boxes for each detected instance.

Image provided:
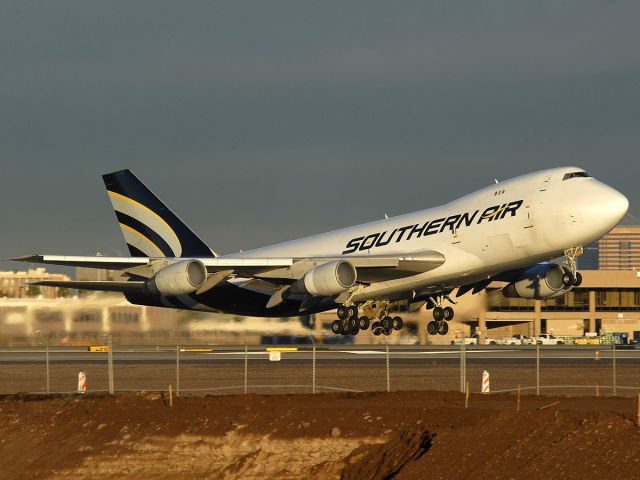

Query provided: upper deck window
[562,171,591,180]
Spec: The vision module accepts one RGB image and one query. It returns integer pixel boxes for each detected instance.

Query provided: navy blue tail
[102,169,216,258]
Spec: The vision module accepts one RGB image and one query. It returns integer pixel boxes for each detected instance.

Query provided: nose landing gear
[563,246,584,287]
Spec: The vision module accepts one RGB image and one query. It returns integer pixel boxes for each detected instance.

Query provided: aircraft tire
[438,321,449,335]
[392,316,403,330]
[350,324,360,335]
[358,316,370,330]
[427,321,438,335]
[443,307,454,321]
[337,306,349,321]
[574,272,583,287]
[384,326,393,336]
[372,321,383,336]
[331,320,342,334]
[381,316,393,330]
[347,305,358,319]
[341,320,350,335]
[433,307,444,321]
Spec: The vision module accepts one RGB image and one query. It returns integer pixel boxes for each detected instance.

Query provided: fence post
[613,342,617,396]
[107,334,114,395]
[460,333,467,393]
[311,337,316,394]
[463,335,467,391]
[536,342,540,396]
[45,338,50,395]
[385,339,390,393]
[244,344,248,394]
[176,345,180,397]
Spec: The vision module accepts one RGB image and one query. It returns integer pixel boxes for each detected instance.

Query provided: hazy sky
[1,1,639,271]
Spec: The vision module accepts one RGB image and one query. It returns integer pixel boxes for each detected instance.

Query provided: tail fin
[102,169,216,258]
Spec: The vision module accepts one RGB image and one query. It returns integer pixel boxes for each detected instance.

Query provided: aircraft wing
[13,251,445,292]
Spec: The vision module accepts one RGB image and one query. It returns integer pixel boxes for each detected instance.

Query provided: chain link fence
[2,337,640,397]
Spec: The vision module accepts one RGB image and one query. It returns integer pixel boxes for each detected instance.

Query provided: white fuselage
[232,166,628,303]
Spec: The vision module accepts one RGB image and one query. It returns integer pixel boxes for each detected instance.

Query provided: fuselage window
[562,171,591,180]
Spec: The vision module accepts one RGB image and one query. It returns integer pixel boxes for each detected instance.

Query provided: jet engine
[147,259,207,296]
[502,263,573,300]
[290,260,357,297]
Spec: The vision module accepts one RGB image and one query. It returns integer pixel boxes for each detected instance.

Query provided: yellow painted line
[266,347,298,352]
[88,346,109,352]
[179,348,214,352]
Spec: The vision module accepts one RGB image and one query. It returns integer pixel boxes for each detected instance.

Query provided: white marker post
[481,370,490,394]
[77,371,87,394]
[269,351,281,362]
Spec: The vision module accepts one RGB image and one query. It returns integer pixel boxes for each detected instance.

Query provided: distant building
[578,243,599,270]
[0,268,71,299]
[598,226,640,270]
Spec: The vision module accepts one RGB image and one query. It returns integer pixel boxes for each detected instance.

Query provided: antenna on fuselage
[494,178,499,184]
[384,213,389,219]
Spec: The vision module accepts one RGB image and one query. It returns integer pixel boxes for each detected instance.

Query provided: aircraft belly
[126,284,331,318]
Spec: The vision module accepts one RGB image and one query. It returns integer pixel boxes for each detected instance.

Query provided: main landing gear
[331,303,404,337]
[427,294,455,336]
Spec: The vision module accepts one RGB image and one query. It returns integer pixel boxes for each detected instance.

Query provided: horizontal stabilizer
[13,255,149,270]
[31,280,147,293]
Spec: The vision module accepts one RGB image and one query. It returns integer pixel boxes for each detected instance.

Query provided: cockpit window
[562,171,591,180]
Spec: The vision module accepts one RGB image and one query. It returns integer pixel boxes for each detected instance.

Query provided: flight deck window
[562,171,591,180]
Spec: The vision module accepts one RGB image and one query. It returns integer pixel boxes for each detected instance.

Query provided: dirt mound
[1,391,639,479]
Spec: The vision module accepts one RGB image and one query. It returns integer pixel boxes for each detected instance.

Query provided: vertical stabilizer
[102,170,216,258]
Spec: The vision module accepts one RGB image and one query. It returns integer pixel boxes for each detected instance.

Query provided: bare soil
[1,391,640,479]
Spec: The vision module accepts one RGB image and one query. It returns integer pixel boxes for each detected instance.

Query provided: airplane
[14,166,628,337]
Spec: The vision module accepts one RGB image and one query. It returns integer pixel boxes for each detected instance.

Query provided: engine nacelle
[147,259,207,296]
[502,263,572,300]
[290,260,357,297]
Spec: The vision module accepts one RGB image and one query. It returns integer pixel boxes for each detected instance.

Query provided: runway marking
[338,349,516,355]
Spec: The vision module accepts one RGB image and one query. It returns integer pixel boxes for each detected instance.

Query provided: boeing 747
[14,167,628,336]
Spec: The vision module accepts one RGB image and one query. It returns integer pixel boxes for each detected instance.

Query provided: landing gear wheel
[433,307,444,321]
[427,321,438,335]
[438,321,449,335]
[381,316,393,330]
[337,306,349,321]
[331,320,342,334]
[349,324,360,335]
[341,320,350,335]
[346,305,358,319]
[392,316,404,331]
[358,316,370,330]
[372,321,384,336]
[384,327,393,336]
[574,271,583,287]
[562,272,573,287]
[443,307,454,321]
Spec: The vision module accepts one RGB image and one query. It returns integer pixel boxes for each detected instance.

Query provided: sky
[1,1,639,272]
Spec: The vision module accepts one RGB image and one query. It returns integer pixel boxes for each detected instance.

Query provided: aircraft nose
[590,183,629,229]
[607,187,629,224]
